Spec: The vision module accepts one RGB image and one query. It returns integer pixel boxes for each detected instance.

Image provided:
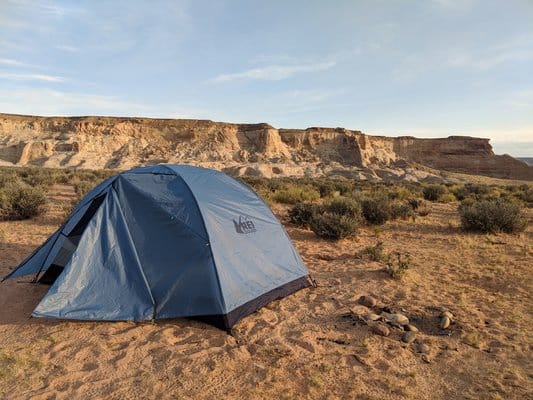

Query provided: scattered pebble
[405,324,419,332]
[421,354,431,363]
[371,323,390,337]
[358,295,377,308]
[366,313,381,321]
[441,311,454,320]
[386,313,409,327]
[440,316,451,329]
[416,343,430,354]
[401,331,417,344]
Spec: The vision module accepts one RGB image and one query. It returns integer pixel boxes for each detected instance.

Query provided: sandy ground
[0,185,532,399]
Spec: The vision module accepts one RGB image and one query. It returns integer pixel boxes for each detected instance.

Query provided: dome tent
[2,165,310,329]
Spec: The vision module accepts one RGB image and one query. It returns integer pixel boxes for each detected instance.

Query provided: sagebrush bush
[423,184,447,201]
[325,197,362,219]
[439,193,457,203]
[361,196,392,224]
[459,198,527,233]
[0,182,46,220]
[272,185,320,204]
[386,252,412,280]
[309,212,359,240]
[287,202,317,228]
[75,181,96,199]
[364,241,386,262]
[407,198,422,210]
[513,185,533,207]
[390,202,415,220]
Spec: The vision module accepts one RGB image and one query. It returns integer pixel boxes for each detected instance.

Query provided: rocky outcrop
[0,113,531,181]
[394,136,532,181]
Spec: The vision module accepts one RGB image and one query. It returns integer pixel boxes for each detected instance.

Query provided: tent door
[38,193,106,285]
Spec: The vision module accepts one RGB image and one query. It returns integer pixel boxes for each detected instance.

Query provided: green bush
[309,212,359,240]
[363,241,386,262]
[386,252,412,280]
[287,202,317,228]
[75,181,96,199]
[459,198,527,233]
[0,172,19,189]
[390,201,415,220]
[423,184,447,201]
[325,197,362,219]
[452,183,492,201]
[513,185,533,207]
[407,198,422,210]
[361,196,392,225]
[272,185,320,204]
[439,193,457,203]
[0,182,46,220]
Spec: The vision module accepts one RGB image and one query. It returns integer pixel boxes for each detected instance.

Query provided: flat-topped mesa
[392,136,531,180]
[0,113,531,181]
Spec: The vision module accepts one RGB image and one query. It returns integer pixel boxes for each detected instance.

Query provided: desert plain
[1,175,532,400]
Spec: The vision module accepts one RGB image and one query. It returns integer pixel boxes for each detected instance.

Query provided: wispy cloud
[0,72,65,82]
[0,87,210,119]
[54,45,79,53]
[38,2,86,17]
[0,58,27,67]
[448,49,532,69]
[448,34,533,70]
[210,61,336,83]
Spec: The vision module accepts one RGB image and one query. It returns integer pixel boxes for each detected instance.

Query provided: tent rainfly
[2,165,310,329]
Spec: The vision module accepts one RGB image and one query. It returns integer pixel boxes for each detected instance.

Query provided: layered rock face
[0,113,531,181]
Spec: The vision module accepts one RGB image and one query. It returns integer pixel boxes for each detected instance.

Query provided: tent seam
[111,186,157,319]
[163,165,228,315]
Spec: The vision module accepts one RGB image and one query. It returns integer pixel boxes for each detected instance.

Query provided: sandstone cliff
[0,113,531,181]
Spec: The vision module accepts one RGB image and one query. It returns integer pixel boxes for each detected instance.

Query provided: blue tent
[2,165,309,329]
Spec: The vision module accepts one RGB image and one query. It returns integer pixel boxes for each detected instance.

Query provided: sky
[0,0,532,156]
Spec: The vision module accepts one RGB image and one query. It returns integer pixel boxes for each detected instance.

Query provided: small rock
[441,311,454,320]
[405,324,419,332]
[440,316,451,329]
[421,354,431,363]
[366,313,381,322]
[416,343,430,354]
[386,313,410,327]
[401,331,417,344]
[371,323,390,337]
[358,295,378,308]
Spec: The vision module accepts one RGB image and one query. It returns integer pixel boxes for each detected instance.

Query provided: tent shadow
[0,279,52,325]
[0,241,53,325]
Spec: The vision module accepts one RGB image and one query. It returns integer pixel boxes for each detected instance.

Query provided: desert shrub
[423,184,447,201]
[287,202,317,228]
[407,198,422,210]
[309,212,359,240]
[386,252,412,280]
[513,185,533,207]
[387,186,421,201]
[459,198,527,233]
[390,201,415,220]
[0,171,19,188]
[332,180,354,196]
[364,241,386,262]
[17,167,58,187]
[464,183,490,196]
[316,181,337,198]
[361,196,392,225]
[75,181,96,199]
[325,197,362,219]
[417,206,430,217]
[272,185,320,204]
[0,182,46,220]
[439,193,457,203]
